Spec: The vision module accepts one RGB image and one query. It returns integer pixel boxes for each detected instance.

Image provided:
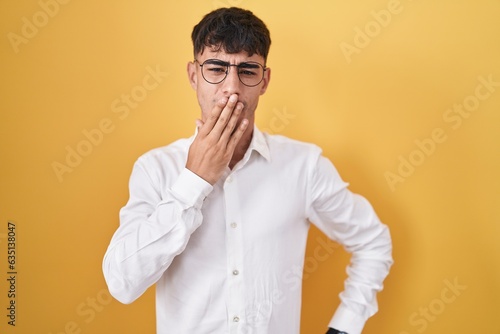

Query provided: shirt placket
[223,171,245,334]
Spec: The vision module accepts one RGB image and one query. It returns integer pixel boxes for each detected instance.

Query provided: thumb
[195,119,204,129]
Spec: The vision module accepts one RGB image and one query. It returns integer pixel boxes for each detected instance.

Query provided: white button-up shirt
[103,127,393,334]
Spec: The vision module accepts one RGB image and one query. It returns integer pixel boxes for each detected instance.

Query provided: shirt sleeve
[307,151,393,334]
[102,160,213,304]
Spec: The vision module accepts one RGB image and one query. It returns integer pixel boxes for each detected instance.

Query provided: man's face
[187,48,271,126]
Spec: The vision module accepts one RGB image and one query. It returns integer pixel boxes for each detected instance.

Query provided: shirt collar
[248,125,271,162]
[189,125,271,162]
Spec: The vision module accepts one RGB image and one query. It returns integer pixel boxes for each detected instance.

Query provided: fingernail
[229,95,238,102]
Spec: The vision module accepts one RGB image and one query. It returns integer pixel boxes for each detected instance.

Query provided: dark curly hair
[191,7,271,62]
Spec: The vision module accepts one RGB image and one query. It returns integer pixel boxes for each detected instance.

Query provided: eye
[239,69,257,76]
[206,65,226,74]
[202,60,229,76]
[238,62,262,77]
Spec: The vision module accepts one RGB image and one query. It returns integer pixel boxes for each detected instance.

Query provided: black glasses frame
[195,59,267,87]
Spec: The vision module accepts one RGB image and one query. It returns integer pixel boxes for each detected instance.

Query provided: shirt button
[226,176,233,183]
[233,270,239,276]
[233,316,240,322]
[230,222,237,228]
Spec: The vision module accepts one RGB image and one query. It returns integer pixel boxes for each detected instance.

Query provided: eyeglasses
[195,59,267,87]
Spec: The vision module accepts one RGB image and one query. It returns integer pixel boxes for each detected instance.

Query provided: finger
[198,97,227,136]
[226,118,249,151]
[220,101,243,143]
[211,94,238,136]
[195,119,204,129]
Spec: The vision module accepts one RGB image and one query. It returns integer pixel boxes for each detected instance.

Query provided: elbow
[380,226,394,272]
[355,223,394,270]
[107,281,139,305]
[376,224,394,269]
[102,256,141,305]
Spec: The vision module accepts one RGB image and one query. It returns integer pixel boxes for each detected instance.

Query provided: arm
[102,163,212,304]
[103,93,248,304]
[308,153,393,334]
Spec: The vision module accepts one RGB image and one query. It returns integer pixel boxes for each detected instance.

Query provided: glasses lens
[202,60,228,84]
[237,62,264,87]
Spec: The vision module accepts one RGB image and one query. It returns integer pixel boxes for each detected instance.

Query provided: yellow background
[1,0,499,333]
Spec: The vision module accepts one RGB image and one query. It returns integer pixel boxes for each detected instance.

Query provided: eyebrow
[204,59,230,66]
[204,59,261,68]
[237,62,260,69]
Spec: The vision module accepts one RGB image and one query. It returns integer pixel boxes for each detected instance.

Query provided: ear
[187,61,198,90]
[259,67,271,95]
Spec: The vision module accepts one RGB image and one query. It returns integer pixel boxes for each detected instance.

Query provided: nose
[221,65,242,96]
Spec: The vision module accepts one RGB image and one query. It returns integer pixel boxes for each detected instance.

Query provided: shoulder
[134,137,191,173]
[263,132,323,160]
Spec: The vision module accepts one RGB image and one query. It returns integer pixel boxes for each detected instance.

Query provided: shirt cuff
[170,168,213,209]
[328,304,367,334]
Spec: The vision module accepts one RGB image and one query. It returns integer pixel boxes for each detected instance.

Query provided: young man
[103,7,393,334]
